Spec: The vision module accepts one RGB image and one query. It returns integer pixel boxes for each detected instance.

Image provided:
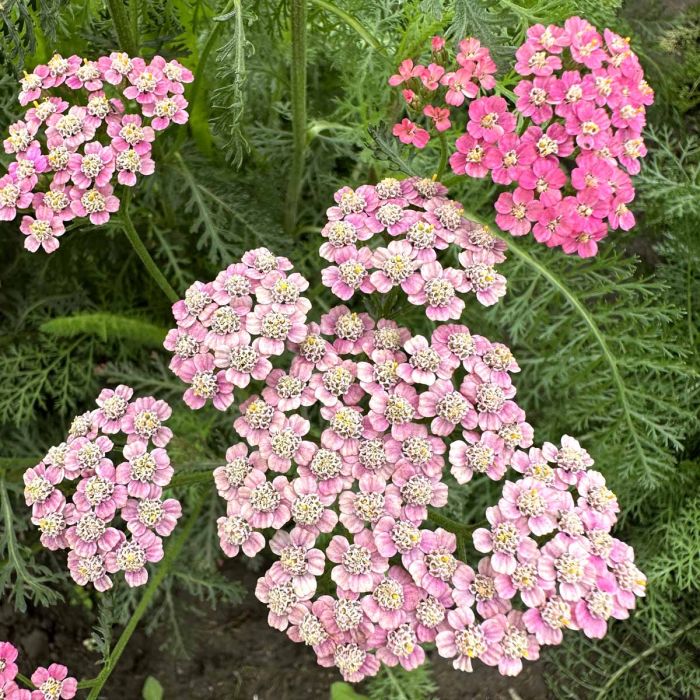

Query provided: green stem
[106,0,139,56]
[427,507,478,538]
[120,192,179,304]
[309,0,388,58]
[85,493,206,700]
[594,617,700,699]
[16,672,33,689]
[436,132,448,179]
[284,0,307,234]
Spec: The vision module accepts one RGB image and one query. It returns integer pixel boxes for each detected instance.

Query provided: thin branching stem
[120,191,179,304]
[284,0,307,234]
[594,617,700,699]
[85,492,206,699]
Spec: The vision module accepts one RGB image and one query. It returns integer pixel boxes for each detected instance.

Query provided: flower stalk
[284,0,308,234]
[120,191,179,304]
[85,491,206,700]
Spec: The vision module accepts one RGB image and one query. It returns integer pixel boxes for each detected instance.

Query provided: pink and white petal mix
[0,641,76,700]
[23,387,181,591]
[388,18,653,258]
[320,177,508,321]
[1,52,191,252]
[162,247,646,683]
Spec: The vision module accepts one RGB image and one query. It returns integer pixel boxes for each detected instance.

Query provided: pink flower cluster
[23,386,181,590]
[0,641,76,700]
[320,177,507,319]
[388,36,497,148]
[163,247,311,410]
[389,20,654,258]
[166,248,644,682]
[1,53,191,253]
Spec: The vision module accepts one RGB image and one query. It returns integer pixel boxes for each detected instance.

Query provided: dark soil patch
[1,561,549,699]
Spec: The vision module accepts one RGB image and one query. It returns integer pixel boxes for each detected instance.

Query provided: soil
[0,561,549,700]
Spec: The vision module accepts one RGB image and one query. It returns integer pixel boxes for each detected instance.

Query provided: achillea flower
[417,379,477,436]
[268,528,325,598]
[179,353,234,410]
[184,247,646,679]
[437,20,654,255]
[218,511,265,559]
[237,470,292,529]
[117,441,173,498]
[123,397,173,447]
[327,530,389,593]
[490,611,540,676]
[473,506,538,574]
[538,533,596,601]
[104,530,164,587]
[339,474,401,533]
[360,565,422,630]
[25,389,180,590]
[0,642,19,683]
[452,556,512,618]
[436,607,504,672]
[30,663,78,700]
[23,463,65,517]
[255,572,303,630]
[3,53,190,253]
[450,430,507,483]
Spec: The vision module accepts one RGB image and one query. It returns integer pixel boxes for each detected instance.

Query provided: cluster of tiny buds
[1,53,191,253]
[164,248,645,682]
[321,176,507,319]
[389,18,654,258]
[23,386,181,590]
[0,641,76,700]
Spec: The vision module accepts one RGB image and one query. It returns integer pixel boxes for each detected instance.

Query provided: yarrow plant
[22,386,181,590]
[1,53,191,252]
[164,247,646,682]
[320,176,507,319]
[0,641,76,699]
[388,18,654,257]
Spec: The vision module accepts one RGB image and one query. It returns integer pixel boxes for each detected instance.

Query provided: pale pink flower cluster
[320,177,507,319]
[0,641,77,700]
[1,53,191,253]
[166,248,644,682]
[388,19,654,258]
[163,247,310,410]
[22,386,181,590]
[388,36,497,148]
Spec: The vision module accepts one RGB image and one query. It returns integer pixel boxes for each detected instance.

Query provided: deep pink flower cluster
[388,36,497,148]
[1,53,191,253]
[166,248,644,682]
[163,248,311,410]
[388,19,654,258]
[23,386,181,590]
[320,177,507,319]
[0,641,76,700]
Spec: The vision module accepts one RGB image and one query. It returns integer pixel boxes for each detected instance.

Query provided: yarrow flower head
[23,386,180,590]
[320,177,507,319]
[2,52,191,253]
[161,246,645,682]
[388,21,653,258]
